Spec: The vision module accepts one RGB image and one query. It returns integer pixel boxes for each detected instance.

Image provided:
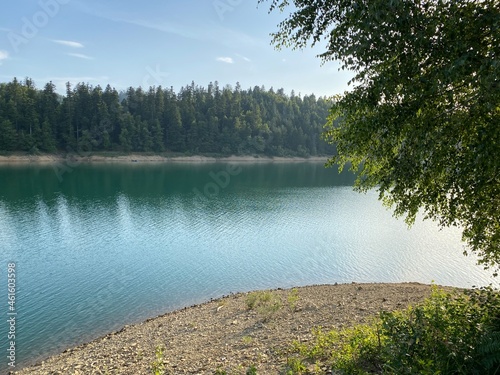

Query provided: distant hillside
[0,78,336,157]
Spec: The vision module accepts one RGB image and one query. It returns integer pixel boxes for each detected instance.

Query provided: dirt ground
[12,283,443,375]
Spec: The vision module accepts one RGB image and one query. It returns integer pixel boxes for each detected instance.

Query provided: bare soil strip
[0,154,329,164]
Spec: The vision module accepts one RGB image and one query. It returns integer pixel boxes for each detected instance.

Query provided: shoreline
[13,282,445,375]
[0,153,331,165]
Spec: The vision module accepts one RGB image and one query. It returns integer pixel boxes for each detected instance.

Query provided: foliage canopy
[0,78,334,157]
[287,286,500,374]
[262,0,500,270]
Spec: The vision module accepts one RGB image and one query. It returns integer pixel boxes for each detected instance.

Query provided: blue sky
[0,0,353,96]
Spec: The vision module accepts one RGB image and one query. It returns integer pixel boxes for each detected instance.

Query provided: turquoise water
[0,163,497,372]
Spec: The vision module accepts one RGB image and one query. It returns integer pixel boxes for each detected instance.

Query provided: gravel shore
[0,154,329,164]
[12,283,441,375]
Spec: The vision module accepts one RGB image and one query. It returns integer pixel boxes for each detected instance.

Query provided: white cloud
[236,53,251,62]
[52,39,84,48]
[84,12,201,42]
[0,50,9,65]
[82,8,266,49]
[67,53,94,60]
[217,57,234,64]
[125,19,200,41]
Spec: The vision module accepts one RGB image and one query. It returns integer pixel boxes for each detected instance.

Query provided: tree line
[0,77,336,156]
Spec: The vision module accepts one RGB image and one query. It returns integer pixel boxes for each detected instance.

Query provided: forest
[0,78,335,156]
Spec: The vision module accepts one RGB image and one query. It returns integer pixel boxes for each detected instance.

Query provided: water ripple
[1,174,498,373]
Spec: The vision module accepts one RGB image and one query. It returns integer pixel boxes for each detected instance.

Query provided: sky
[0,0,353,97]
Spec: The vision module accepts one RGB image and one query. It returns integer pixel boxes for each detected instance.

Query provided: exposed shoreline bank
[13,282,444,375]
[0,153,330,165]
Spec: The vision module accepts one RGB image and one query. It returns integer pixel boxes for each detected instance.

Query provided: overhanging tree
[261,0,500,271]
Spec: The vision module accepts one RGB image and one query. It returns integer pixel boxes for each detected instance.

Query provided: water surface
[0,162,497,372]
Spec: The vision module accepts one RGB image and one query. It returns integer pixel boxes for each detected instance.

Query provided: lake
[0,162,497,372]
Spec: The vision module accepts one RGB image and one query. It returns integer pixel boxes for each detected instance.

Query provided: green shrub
[242,335,253,346]
[380,285,500,374]
[283,286,500,375]
[287,288,300,311]
[290,325,382,374]
[246,291,265,310]
[284,357,308,375]
[245,290,282,320]
[246,364,258,375]
[151,345,166,375]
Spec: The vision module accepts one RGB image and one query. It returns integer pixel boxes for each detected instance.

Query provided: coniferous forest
[0,78,336,156]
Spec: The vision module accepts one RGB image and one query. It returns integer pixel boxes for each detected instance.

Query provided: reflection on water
[0,163,497,371]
